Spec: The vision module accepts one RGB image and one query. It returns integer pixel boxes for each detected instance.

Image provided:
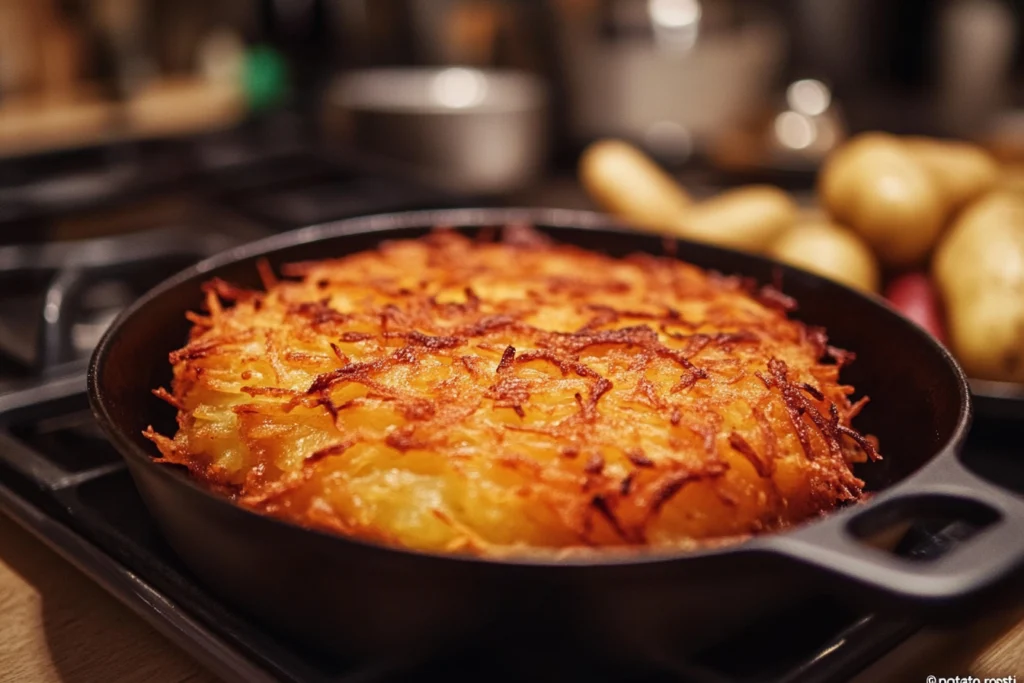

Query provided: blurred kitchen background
[4,0,1024,203]
[4,0,1024,383]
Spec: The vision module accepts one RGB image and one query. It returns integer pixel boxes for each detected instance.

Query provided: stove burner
[0,141,187,229]
[0,219,265,379]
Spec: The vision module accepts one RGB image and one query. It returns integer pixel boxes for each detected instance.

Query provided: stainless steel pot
[324,67,548,195]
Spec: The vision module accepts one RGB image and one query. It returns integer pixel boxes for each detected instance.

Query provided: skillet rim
[87,207,973,568]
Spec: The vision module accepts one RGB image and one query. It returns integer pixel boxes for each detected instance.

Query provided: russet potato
[902,137,999,211]
[769,221,880,293]
[819,133,946,268]
[934,192,1024,382]
[675,185,799,254]
[579,139,693,232]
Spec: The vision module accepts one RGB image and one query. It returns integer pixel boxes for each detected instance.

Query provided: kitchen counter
[0,78,245,160]
[0,513,216,683]
[1,509,1022,681]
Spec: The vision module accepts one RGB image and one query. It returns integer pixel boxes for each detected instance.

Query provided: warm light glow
[786,79,832,117]
[648,0,701,50]
[431,68,489,109]
[648,0,701,28]
[774,111,816,150]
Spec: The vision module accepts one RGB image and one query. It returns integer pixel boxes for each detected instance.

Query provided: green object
[243,45,289,112]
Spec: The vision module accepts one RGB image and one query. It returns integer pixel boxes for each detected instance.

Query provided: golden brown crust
[146,227,878,555]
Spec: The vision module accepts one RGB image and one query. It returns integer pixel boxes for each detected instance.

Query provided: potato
[675,185,798,254]
[818,133,947,268]
[944,300,1024,382]
[934,192,1024,382]
[579,139,693,231]
[769,221,879,292]
[996,163,1024,194]
[577,140,796,253]
[818,132,897,218]
[902,137,999,210]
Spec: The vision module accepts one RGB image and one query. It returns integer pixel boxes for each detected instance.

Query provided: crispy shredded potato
[146,227,879,556]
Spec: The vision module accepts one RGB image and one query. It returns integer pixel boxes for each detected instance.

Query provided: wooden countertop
[0,513,216,683]
[1,509,1022,682]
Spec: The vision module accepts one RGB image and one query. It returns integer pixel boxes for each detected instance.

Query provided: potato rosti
[145,227,878,556]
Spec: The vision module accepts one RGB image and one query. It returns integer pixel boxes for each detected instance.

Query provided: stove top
[0,132,1021,681]
[9,374,1023,682]
[0,380,921,683]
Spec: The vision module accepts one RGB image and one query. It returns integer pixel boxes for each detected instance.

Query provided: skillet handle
[770,453,1024,607]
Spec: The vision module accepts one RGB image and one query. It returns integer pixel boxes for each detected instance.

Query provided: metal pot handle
[769,452,1024,605]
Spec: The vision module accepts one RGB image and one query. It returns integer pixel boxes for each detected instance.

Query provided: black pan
[89,208,1024,675]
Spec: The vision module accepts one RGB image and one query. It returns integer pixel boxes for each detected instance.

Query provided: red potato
[884,273,947,342]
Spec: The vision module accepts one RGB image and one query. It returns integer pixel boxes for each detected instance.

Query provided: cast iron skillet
[89,208,1024,673]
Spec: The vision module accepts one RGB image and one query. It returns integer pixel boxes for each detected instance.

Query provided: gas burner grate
[11,401,118,475]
